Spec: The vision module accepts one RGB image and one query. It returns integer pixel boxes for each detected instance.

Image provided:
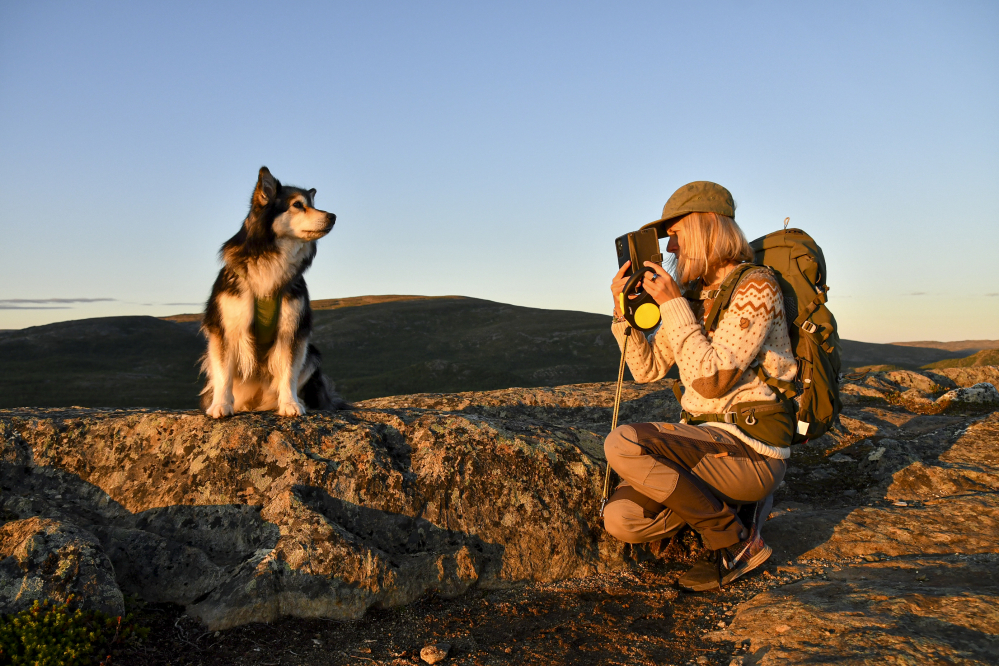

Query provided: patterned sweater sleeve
[611,319,676,383]
[658,270,782,399]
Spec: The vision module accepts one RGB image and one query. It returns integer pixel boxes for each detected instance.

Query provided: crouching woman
[604,181,797,591]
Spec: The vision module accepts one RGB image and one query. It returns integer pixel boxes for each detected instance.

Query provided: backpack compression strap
[793,286,836,354]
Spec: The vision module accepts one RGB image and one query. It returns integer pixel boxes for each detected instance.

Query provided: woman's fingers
[611,262,632,293]
[643,261,667,278]
[611,261,632,315]
[642,262,681,304]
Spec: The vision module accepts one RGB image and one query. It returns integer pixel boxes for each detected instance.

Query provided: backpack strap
[701,264,800,402]
[703,263,759,333]
[793,285,835,353]
[752,362,798,400]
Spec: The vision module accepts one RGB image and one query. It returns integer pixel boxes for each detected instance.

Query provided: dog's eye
[293,201,305,210]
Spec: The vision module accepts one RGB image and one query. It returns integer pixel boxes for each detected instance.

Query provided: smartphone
[615,228,663,276]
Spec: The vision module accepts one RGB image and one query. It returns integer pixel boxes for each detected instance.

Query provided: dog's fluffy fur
[200,166,346,417]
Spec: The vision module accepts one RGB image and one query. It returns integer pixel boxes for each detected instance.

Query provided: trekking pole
[600,326,631,517]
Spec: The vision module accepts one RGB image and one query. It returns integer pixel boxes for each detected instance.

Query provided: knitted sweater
[612,266,797,459]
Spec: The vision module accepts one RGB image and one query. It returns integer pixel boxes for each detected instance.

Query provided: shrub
[0,597,148,666]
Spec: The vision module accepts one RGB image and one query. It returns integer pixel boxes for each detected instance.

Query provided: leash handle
[600,327,631,517]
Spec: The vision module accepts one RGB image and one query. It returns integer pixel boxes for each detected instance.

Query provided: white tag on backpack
[797,420,810,436]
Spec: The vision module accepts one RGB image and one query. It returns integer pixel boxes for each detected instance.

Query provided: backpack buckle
[723,412,737,424]
[801,320,818,334]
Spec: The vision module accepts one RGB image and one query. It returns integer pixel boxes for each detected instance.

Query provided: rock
[765,412,999,563]
[936,382,999,405]
[856,438,918,480]
[722,405,999,663]
[0,382,674,629]
[839,382,890,402]
[0,517,123,616]
[931,366,999,389]
[420,642,451,664]
[719,556,999,665]
[899,388,934,405]
[886,413,999,501]
[883,369,944,393]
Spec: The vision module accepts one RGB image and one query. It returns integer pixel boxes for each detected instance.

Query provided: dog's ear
[307,188,317,204]
[254,167,278,207]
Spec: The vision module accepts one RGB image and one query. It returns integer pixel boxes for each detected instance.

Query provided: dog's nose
[327,213,336,226]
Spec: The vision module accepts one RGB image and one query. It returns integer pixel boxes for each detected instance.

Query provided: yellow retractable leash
[618,268,662,332]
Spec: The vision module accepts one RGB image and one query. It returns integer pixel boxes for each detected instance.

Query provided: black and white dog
[200,166,345,417]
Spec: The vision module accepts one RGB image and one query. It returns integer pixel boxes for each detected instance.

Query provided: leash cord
[600,327,631,517]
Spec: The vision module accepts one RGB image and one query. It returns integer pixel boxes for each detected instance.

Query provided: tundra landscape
[2,3,996,664]
[1,296,998,664]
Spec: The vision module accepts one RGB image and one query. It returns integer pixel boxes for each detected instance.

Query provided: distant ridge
[1,295,991,408]
[159,294,464,324]
[923,348,999,369]
[891,340,999,353]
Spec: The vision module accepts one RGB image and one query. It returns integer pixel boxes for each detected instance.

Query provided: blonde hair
[674,212,754,284]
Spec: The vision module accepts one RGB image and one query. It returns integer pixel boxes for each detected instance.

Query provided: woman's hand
[642,261,682,305]
[611,261,631,316]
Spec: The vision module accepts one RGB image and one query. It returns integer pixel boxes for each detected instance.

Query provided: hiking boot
[677,527,772,592]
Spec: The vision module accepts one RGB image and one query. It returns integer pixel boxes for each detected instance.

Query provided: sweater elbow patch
[690,368,744,399]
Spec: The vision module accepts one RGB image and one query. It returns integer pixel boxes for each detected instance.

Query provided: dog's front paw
[277,400,306,417]
[206,402,234,419]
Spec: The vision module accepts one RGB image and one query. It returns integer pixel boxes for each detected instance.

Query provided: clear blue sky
[1,1,996,343]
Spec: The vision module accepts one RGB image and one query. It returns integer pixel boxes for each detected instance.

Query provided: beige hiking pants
[603,422,785,550]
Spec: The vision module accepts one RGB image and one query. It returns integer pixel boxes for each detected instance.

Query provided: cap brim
[640,215,684,238]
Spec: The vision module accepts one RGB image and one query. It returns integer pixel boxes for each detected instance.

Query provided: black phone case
[615,228,662,275]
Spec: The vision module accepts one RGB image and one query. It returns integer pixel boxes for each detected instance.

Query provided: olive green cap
[641,181,735,238]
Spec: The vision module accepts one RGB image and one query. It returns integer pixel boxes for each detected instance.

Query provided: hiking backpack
[703,223,842,444]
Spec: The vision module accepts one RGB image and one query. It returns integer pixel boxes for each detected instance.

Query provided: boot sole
[679,543,773,592]
[721,543,772,587]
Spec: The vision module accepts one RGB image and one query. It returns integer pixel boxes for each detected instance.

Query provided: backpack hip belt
[682,399,796,447]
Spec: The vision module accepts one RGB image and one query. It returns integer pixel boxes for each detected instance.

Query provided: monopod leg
[600,326,631,518]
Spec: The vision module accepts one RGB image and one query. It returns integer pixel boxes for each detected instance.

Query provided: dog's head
[248,166,336,243]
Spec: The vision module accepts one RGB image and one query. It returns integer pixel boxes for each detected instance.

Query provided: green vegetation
[923,348,999,369]
[0,598,147,666]
[849,364,904,373]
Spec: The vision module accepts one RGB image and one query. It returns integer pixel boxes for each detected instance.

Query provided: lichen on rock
[0,383,674,629]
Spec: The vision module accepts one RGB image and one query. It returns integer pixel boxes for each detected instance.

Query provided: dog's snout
[327,213,336,227]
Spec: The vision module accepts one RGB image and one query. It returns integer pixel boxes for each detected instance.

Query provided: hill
[890,339,999,353]
[0,297,622,407]
[0,295,983,408]
[160,294,463,325]
[923,347,999,369]
[838,339,969,371]
[0,316,203,408]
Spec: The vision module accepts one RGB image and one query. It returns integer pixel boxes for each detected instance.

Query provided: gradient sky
[1,1,996,343]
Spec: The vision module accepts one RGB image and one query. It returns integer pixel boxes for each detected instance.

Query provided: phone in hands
[615,228,663,276]
[614,228,663,331]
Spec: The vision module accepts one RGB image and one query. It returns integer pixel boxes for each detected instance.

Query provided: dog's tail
[302,343,351,410]
[302,371,351,410]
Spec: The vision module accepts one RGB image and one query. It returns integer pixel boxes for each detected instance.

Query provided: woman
[604,181,796,591]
